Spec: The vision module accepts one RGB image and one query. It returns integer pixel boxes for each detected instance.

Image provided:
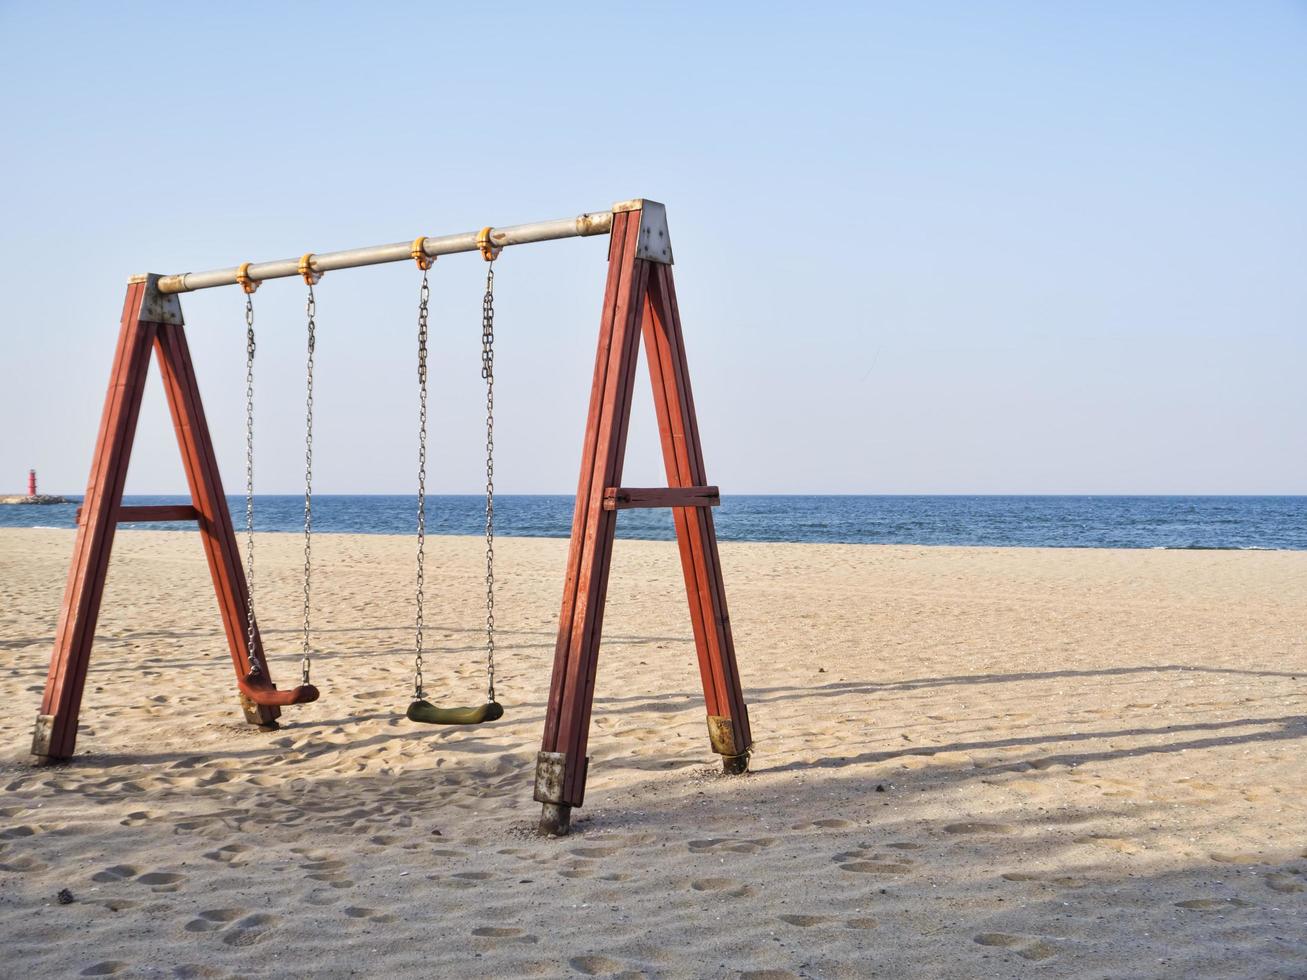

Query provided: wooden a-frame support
[534,203,751,835]
[31,202,750,837]
[31,274,280,761]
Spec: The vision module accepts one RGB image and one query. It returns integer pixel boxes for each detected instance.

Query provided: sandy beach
[0,527,1304,978]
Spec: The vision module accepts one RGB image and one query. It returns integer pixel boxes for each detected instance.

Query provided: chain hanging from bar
[413,263,430,700]
[243,291,261,676]
[481,260,496,703]
[301,282,316,685]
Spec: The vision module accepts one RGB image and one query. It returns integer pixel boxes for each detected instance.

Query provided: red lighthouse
[28,469,37,497]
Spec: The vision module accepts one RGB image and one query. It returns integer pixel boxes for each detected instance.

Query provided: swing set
[31,199,751,835]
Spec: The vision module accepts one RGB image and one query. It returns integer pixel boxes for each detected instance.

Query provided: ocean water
[1,494,1304,550]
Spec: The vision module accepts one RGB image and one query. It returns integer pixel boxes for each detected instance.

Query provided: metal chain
[301,284,316,685]
[243,294,261,677]
[481,262,496,702]
[413,268,430,700]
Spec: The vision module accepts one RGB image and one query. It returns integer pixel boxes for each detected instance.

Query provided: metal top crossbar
[155,198,672,294]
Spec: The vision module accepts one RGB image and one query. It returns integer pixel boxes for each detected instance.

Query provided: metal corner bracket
[611,199,673,265]
[131,273,185,326]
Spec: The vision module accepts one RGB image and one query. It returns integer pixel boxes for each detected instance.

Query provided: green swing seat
[406,699,504,726]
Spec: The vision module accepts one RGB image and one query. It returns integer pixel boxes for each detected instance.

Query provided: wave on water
[1161,544,1274,551]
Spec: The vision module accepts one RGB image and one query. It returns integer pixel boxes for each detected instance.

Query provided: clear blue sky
[2,2,1303,494]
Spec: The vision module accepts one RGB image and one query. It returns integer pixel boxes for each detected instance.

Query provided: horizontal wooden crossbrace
[76,504,200,524]
[602,486,719,511]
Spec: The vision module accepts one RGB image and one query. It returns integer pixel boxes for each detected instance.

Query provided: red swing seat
[237,671,320,707]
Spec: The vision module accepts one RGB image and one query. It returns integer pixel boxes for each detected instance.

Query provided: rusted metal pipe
[156,208,617,294]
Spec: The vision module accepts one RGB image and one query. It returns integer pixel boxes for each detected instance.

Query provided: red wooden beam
[602,486,719,510]
[540,208,648,813]
[643,263,751,756]
[34,281,156,760]
[118,504,200,522]
[75,504,201,524]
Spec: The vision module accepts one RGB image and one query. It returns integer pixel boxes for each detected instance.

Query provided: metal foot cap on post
[538,802,572,836]
[30,713,58,761]
[707,714,750,775]
[721,752,750,776]
[533,751,576,835]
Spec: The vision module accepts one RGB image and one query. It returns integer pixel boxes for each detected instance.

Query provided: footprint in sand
[302,858,347,871]
[1266,873,1305,894]
[568,955,632,976]
[840,861,912,874]
[790,818,853,830]
[80,962,128,976]
[974,933,1059,961]
[220,913,281,947]
[846,917,877,929]
[138,872,186,892]
[1075,835,1143,854]
[471,926,538,943]
[778,914,830,927]
[689,837,776,854]
[690,877,756,897]
[1,825,38,840]
[119,811,155,828]
[343,907,397,924]
[172,965,225,978]
[1027,758,1069,771]
[0,854,48,873]
[172,817,218,834]
[944,822,1015,836]
[91,865,139,883]
[832,847,913,874]
[184,908,245,933]
[1209,852,1262,865]
[570,846,622,859]
[302,858,354,889]
[1004,778,1055,799]
[1175,898,1251,911]
[203,843,251,865]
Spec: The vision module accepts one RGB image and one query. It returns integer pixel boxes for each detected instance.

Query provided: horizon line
[43,489,1307,498]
